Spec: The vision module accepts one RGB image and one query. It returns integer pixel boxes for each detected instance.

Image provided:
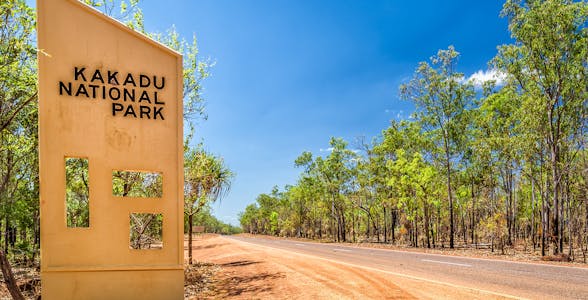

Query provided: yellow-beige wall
[38,0,184,298]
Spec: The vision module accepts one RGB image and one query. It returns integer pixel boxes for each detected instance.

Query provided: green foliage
[65,158,90,227]
[239,203,261,234]
[400,45,475,248]
[189,206,242,235]
[495,0,588,254]
[81,0,144,31]
[184,144,234,217]
[0,0,38,261]
[0,0,36,133]
[112,171,163,198]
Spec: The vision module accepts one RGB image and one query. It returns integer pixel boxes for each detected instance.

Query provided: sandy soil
[185,235,510,299]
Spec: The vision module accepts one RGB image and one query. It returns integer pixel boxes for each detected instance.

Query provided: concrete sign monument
[38,0,184,298]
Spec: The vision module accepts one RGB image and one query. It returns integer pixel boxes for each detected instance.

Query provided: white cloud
[319,148,359,153]
[385,109,408,120]
[466,69,507,87]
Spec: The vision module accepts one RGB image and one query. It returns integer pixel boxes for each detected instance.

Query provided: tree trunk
[559,182,565,254]
[511,173,519,244]
[341,215,344,242]
[371,215,379,243]
[365,214,370,239]
[188,214,193,265]
[351,210,356,243]
[4,214,9,253]
[531,179,536,251]
[506,170,513,246]
[471,181,476,245]
[391,209,396,244]
[567,193,573,258]
[444,135,454,249]
[424,204,431,248]
[462,214,466,245]
[551,141,560,255]
[414,217,419,248]
[318,219,322,239]
[437,206,442,247]
[383,206,387,243]
[541,179,547,256]
[0,250,24,300]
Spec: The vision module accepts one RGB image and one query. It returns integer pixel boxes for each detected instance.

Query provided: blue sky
[35,1,513,225]
[144,1,513,226]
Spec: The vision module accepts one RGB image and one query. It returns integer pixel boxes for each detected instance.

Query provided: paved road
[226,235,588,299]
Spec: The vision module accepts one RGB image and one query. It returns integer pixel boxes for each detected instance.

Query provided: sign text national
[58,67,166,120]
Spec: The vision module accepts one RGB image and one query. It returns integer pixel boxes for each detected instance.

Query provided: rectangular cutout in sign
[65,157,90,228]
[130,213,163,249]
[112,170,162,198]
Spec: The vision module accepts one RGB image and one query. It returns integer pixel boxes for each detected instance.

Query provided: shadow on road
[217,271,285,297]
[221,260,260,267]
[187,243,224,250]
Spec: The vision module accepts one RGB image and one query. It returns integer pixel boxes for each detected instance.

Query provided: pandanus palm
[184,145,233,264]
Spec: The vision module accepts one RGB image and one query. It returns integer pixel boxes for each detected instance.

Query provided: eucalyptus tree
[319,138,358,242]
[288,176,321,238]
[0,0,38,246]
[0,3,38,297]
[388,149,442,248]
[255,187,282,235]
[465,104,497,247]
[0,0,36,134]
[495,0,588,254]
[375,120,431,243]
[354,148,383,242]
[0,2,37,298]
[474,86,523,245]
[294,138,357,242]
[239,203,260,234]
[365,148,392,242]
[400,47,475,248]
[294,151,325,237]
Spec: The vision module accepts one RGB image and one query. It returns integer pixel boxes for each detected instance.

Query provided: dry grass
[0,266,40,300]
[184,261,221,299]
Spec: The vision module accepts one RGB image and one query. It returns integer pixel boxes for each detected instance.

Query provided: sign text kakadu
[59,67,166,120]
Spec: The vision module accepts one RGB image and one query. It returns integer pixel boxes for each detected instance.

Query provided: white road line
[333,248,352,252]
[295,243,305,246]
[422,259,472,267]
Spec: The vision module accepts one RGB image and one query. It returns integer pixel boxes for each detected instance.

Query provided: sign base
[42,269,183,300]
